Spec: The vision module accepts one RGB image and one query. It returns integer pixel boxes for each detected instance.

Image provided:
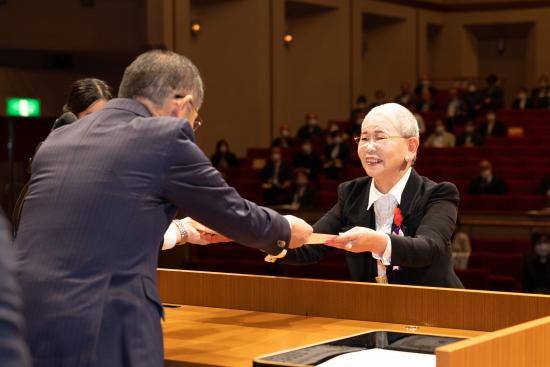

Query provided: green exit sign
[6,97,41,117]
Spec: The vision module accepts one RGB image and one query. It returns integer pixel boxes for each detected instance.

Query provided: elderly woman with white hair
[278,102,463,288]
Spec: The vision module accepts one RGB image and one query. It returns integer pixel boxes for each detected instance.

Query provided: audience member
[445,87,467,131]
[469,159,507,195]
[323,131,350,179]
[512,87,531,110]
[424,119,456,148]
[464,81,483,118]
[451,219,471,270]
[417,86,436,112]
[296,112,323,142]
[522,229,550,294]
[530,75,550,108]
[292,140,321,180]
[348,110,366,138]
[395,82,415,106]
[284,169,318,210]
[211,139,238,170]
[456,120,483,147]
[261,147,292,205]
[369,89,387,110]
[272,124,297,148]
[350,95,368,120]
[477,110,507,137]
[414,75,437,100]
[407,104,426,135]
[483,74,504,110]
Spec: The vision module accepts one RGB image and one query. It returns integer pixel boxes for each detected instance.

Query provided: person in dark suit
[456,120,483,147]
[210,139,238,170]
[271,124,297,148]
[286,169,318,210]
[469,159,507,195]
[261,146,293,205]
[292,140,321,180]
[277,103,463,288]
[0,210,31,367]
[323,131,350,179]
[477,110,507,137]
[14,50,312,367]
[296,112,323,143]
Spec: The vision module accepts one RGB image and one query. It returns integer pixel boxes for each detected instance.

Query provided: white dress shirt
[367,167,411,276]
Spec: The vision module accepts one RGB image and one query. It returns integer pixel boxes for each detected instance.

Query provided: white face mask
[480,169,492,180]
[535,242,550,257]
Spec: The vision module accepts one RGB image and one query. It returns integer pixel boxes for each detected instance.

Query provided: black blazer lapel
[397,169,422,235]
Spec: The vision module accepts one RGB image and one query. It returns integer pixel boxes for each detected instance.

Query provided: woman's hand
[324,226,387,255]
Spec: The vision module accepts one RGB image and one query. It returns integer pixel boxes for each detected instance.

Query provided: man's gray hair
[363,102,420,139]
[118,49,204,108]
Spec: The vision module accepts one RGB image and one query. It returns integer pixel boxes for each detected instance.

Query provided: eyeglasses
[353,135,404,147]
[188,100,203,132]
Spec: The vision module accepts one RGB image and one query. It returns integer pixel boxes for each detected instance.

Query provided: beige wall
[360,1,417,101]
[181,0,272,156]
[0,0,146,52]
[283,2,351,132]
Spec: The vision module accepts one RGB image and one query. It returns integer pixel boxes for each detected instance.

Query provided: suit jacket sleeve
[390,182,459,268]
[0,213,32,367]
[284,182,348,264]
[164,125,290,255]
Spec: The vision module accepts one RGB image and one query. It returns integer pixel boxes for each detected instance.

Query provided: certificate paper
[305,233,337,244]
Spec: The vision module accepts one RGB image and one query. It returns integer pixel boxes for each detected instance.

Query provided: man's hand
[284,215,313,249]
[182,217,232,245]
[162,218,232,250]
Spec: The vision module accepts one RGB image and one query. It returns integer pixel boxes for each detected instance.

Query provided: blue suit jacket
[15,99,290,367]
[0,211,31,367]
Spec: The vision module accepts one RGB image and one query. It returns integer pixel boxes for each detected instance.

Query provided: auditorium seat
[455,268,489,290]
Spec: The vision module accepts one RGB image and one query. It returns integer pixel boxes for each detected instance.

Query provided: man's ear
[169,94,193,117]
[408,137,419,156]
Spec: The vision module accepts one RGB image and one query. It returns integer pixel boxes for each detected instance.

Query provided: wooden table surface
[162,305,485,367]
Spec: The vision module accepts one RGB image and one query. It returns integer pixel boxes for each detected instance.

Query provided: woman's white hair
[363,102,420,139]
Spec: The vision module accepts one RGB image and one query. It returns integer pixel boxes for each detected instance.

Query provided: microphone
[51,111,78,131]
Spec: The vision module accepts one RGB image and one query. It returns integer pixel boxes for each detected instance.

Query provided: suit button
[277,240,286,248]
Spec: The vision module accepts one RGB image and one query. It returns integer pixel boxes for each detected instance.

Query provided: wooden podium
[158,269,550,366]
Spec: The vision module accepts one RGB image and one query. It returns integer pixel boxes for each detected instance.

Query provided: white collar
[367,167,412,210]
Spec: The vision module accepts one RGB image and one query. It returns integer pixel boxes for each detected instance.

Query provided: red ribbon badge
[393,207,403,230]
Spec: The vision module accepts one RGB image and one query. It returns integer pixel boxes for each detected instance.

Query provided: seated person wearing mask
[469,159,507,195]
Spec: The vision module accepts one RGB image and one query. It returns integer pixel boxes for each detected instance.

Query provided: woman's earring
[404,154,410,163]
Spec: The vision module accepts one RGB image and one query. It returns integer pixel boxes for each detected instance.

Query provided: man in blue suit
[0,210,31,367]
[14,50,312,367]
